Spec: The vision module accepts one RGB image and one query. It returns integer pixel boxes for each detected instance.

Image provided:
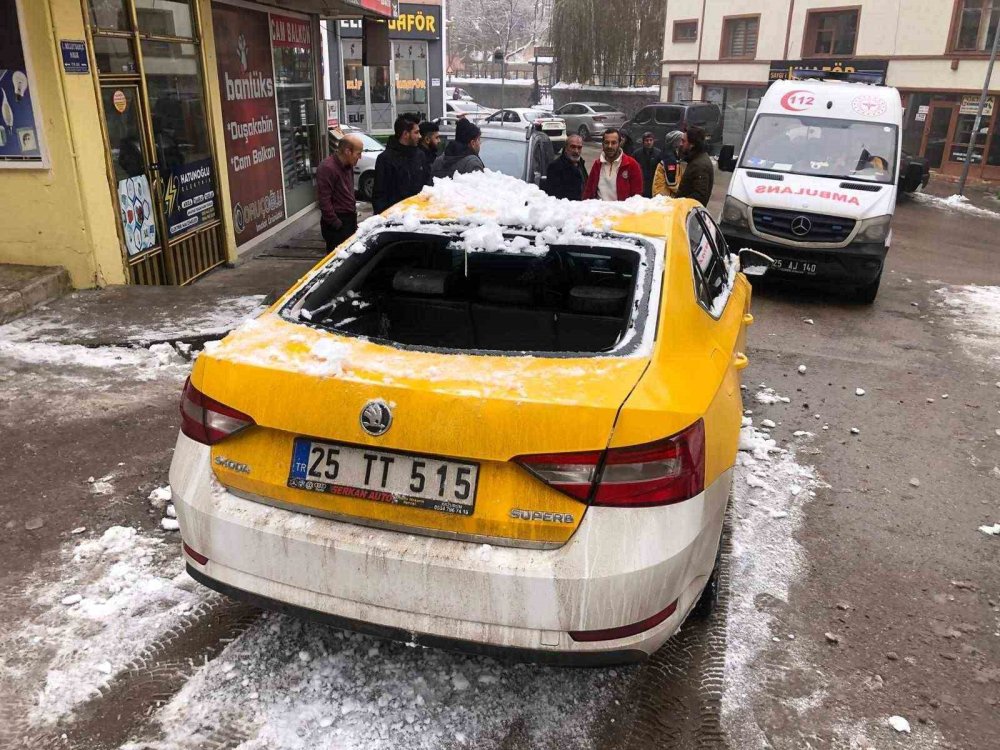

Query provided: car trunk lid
[197,314,650,547]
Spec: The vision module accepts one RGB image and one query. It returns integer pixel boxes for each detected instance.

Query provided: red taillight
[515,420,705,508]
[179,378,255,445]
[569,599,677,642]
[182,541,209,566]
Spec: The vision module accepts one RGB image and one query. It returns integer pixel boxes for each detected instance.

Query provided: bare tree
[552,0,664,84]
[449,0,550,69]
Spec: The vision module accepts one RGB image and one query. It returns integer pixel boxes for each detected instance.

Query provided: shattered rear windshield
[281,224,659,357]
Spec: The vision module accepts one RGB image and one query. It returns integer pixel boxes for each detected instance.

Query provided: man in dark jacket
[432,118,485,179]
[632,132,662,198]
[544,133,587,200]
[372,113,429,213]
[676,125,714,207]
[418,121,441,171]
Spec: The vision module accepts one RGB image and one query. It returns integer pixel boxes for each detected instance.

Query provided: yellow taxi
[169,172,754,664]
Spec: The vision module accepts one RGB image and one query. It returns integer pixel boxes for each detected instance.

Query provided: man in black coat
[676,125,715,207]
[632,131,662,198]
[372,113,430,214]
[417,120,441,173]
[543,133,587,200]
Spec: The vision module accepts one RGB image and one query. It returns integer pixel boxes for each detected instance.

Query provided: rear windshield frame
[279,222,662,359]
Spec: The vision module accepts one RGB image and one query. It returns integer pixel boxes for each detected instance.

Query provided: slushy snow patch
[724,419,821,747]
[911,191,1000,219]
[979,523,1000,536]
[888,715,911,733]
[755,387,791,405]
[0,340,189,381]
[18,526,208,725]
[936,285,1000,365]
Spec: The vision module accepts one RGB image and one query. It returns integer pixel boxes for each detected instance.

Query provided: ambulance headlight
[721,196,750,229]
[856,215,892,243]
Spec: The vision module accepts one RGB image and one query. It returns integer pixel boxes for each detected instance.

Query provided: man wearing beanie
[432,118,485,179]
[418,121,441,171]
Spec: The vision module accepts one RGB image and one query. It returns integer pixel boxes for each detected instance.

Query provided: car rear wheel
[358,171,375,202]
[691,530,724,620]
[577,124,590,140]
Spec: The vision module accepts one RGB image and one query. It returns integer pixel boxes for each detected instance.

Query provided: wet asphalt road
[1,168,999,749]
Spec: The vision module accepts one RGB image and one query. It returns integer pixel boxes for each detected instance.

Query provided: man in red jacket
[583,128,643,201]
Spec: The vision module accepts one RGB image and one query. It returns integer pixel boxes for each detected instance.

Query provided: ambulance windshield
[740,114,898,184]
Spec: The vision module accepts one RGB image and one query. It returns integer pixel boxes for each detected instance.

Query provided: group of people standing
[545,125,714,207]
[318,112,715,252]
[317,113,488,251]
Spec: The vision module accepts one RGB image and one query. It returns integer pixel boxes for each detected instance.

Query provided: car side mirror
[718,145,737,172]
[738,248,775,277]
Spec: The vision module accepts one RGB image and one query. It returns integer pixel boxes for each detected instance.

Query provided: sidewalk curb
[0,266,71,326]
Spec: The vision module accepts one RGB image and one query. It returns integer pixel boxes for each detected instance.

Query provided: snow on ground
[0,340,190,381]
[0,295,267,345]
[3,526,209,726]
[910,192,1000,219]
[935,285,1000,366]
[126,614,624,750]
[723,419,822,748]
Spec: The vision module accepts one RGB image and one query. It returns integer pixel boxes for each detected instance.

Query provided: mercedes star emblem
[790,216,812,236]
[360,400,393,436]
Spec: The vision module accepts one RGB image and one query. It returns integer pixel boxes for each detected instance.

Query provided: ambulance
[717,77,923,303]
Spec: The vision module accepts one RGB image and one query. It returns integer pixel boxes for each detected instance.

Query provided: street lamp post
[956,27,1000,196]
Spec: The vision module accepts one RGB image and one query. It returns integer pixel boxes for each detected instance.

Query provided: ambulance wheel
[853,271,882,304]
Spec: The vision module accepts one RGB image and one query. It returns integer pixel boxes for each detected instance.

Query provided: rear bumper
[720,222,888,284]
[169,433,730,661]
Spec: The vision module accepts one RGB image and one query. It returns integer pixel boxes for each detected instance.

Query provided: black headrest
[392,269,453,295]
[568,286,628,315]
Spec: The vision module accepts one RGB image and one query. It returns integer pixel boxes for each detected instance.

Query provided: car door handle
[743,313,754,326]
[734,353,749,370]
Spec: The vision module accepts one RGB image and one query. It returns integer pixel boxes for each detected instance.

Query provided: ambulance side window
[687,209,732,316]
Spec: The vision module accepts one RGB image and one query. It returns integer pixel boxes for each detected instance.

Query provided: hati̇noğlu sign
[213,2,285,246]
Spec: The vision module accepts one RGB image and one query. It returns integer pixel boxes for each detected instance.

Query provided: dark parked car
[899,151,930,193]
[623,102,723,155]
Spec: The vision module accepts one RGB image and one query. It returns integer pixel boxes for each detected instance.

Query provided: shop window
[369,65,393,132]
[342,39,367,129]
[721,16,759,59]
[393,41,429,121]
[952,0,1000,52]
[804,9,859,56]
[272,20,319,217]
[135,0,194,39]
[673,20,698,43]
[140,40,212,172]
[988,123,1000,166]
[949,113,990,164]
[93,36,137,75]
[89,0,131,32]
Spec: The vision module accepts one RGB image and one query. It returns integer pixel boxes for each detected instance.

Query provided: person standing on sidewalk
[316,134,363,252]
[544,133,587,200]
[432,119,485,179]
[632,132,661,198]
[418,121,441,172]
[652,130,686,199]
[675,125,714,207]
[583,128,643,201]
[372,114,430,214]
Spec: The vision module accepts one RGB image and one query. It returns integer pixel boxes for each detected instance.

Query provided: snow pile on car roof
[389,170,677,241]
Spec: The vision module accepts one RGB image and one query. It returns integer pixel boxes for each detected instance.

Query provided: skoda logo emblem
[360,400,392,436]
[790,216,812,236]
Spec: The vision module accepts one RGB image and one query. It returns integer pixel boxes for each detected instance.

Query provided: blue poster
[60,40,89,74]
[0,0,44,165]
[165,157,218,238]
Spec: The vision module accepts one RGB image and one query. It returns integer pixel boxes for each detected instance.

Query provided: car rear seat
[470,280,557,351]
[385,269,474,348]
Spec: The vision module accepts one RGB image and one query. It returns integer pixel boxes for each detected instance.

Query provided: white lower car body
[169,432,731,664]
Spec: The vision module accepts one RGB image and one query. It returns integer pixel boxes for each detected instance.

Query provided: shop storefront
[902,92,999,182]
[0,0,394,290]
[329,1,443,134]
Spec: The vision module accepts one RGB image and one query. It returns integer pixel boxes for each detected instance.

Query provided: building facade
[660,0,1000,181]
[0,0,394,289]
[327,0,444,134]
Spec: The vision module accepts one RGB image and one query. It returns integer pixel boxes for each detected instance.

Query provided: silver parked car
[445,100,494,123]
[555,101,627,140]
[483,108,567,151]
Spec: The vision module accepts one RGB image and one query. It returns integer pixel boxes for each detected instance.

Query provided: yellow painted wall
[0,0,126,288]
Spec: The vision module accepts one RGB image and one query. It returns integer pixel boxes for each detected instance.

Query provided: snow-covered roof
[380,170,679,241]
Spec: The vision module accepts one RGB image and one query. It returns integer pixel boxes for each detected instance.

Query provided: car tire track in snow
[24,597,261,750]
[611,509,732,750]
